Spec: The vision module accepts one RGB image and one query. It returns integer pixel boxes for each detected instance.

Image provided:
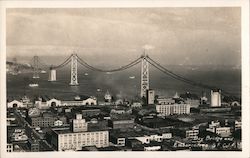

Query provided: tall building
[146,89,155,105]
[210,89,221,107]
[71,114,88,132]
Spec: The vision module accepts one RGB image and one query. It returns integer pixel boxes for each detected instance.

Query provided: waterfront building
[7,100,25,108]
[61,96,97,106]
[156,103,190,116]
[210,89,221,107]
[34,96,97,109]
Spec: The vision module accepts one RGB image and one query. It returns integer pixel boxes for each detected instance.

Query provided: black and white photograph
[0,0,249,158]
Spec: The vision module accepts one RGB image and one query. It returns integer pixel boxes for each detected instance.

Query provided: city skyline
[7,8,241,66]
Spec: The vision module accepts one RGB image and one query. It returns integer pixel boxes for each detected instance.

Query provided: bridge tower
[33,56,40,79]
[69,54,79,86]
[140,52,149,98]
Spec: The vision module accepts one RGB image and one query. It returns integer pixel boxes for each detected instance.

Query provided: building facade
[156,103,190,116]
[109,119,135,129]
[27,113,67,127]
[52,130,109,151]
[51,114,109,151]
[186,129,199,139]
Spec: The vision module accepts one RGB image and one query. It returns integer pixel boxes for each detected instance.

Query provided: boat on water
[29,83,39,87]
[129,76,135,79]
[84,73,89,76]
[74,95,81,100]
[41,70,47,73]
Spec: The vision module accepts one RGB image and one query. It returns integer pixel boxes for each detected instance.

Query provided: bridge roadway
[13,109,55,151]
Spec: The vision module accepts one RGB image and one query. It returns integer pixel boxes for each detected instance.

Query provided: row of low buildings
[7,95,97,109]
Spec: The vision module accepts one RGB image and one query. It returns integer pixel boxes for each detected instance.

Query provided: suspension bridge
[29,52,230,97]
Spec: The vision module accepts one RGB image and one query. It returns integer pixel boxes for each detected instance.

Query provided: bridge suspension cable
[146,56,215,89]
[37,57,50,69]
[76,54,142,72]
[52,54,73,69]
[146,56,234,96]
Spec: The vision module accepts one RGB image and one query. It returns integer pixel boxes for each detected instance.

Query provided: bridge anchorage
[48,66,56,82]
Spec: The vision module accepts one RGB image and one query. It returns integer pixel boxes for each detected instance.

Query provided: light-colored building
[215,127,231,137]
[144,145,161,151]
[61,97,97,106]
[51,114,109,151]
[35,98,61,109]
[72,114,88,132]
[34,96,97,109]
[135,133,172,144]
[110,130,172,147]
[186,129,199,139]
[206,121,231,137]
[52,129,109,151]
[156,103,190,116]
[7,100,25,108]
[147,89,155,105]
[211,89,221,107]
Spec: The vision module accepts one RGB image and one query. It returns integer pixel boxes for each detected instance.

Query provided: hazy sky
[6,8,241,66]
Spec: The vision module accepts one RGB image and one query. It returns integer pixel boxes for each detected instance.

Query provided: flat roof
[53,128,108,135]
[110,129,160,138]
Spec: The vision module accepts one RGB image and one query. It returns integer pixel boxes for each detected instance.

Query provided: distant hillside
[6,61,33,73]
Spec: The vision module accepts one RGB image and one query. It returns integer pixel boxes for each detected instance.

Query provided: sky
[6,8,241,66]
